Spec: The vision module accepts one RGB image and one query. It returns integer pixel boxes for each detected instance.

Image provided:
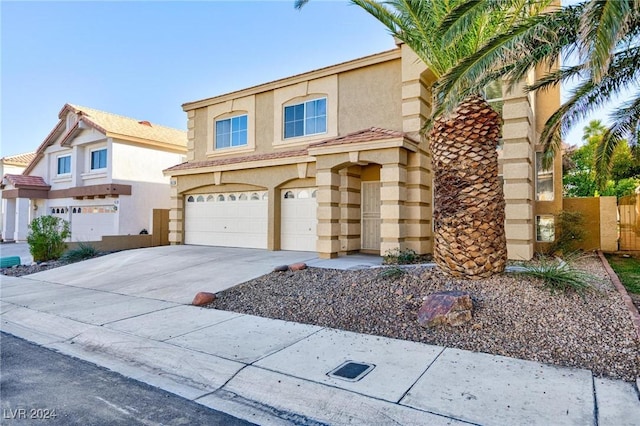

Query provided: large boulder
[417,291,473,327]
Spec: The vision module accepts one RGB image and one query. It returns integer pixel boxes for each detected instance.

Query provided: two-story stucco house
[2,104,187,242]
[164,42,563,260]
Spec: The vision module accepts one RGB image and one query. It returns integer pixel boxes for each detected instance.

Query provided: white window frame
[283,97,327,139]
[536,215,555,242]
[57,155,71,175]
[536,152,555,201]
[215,114,248,150]
[90,148,107,171]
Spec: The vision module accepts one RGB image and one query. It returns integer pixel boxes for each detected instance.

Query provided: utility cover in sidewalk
[327,361,375,382]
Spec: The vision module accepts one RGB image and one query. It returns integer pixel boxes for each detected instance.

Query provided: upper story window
[91,148,107,170]
[284,98,326,139]
[215,115,248,149]
[57,155,71,175]
[483,80,503,115]
[536,152,554,201]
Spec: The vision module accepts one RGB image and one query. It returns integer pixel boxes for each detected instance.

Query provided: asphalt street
[0,332,255,426]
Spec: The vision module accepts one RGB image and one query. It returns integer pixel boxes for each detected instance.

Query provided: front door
[361,181,381,251]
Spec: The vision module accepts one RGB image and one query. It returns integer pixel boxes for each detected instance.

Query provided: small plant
[519,255,597,295]
[546,211,586,255]
[378,266,407,279]
[61,243,98,263]
[27,215,70,262]
[383,248,419,265]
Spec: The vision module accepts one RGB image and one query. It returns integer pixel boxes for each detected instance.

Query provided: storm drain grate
[327,361,375,382]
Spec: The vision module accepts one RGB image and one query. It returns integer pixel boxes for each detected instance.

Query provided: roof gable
[24,104,187,175]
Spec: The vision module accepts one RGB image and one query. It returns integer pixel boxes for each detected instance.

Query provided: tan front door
[361,181,381,251]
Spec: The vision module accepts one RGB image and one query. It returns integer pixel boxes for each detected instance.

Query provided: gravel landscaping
[210,253,640,382]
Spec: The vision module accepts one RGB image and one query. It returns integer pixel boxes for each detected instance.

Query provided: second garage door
[281,188,317,252]
[184,191,268,249]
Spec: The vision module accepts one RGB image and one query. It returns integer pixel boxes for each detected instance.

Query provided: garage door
[281,188,317,252]
[70,205,118,242]
[184,191,268,249]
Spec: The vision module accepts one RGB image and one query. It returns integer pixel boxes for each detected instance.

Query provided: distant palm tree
[435,0,640,189]
[296,0,551,278]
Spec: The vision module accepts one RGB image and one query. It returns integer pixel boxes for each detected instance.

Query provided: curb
[597,250,640,341]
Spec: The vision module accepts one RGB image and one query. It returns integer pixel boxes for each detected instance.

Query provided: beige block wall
[562,196,618,252]
[599,196,618,251]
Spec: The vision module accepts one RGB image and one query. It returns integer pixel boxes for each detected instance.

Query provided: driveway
[23,245,319,304]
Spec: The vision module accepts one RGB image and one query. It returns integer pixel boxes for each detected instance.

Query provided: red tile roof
[164,149,309,172]
[309,127,418,148]
[4,174,50,188]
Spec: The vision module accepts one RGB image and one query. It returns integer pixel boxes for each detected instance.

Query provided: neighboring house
[2,104,187,242]
[164,41,563,260]
[0,152,36,240]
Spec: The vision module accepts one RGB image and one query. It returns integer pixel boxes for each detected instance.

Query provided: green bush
[27,215,70,262]
[61,243,98,263]
[519,255,596,296]
[383,248,419,265]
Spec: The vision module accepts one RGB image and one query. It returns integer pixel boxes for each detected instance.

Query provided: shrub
[27,215,70,262]
[519,255,596,296]
[383,248,419,265]
[61,243,98,263]
[546,211,586,255]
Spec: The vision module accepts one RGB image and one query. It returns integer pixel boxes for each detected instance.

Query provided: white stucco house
[1,104,187,242]
[0,152,36,240]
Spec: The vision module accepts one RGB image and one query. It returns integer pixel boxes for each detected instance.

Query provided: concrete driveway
[24,245,319,304]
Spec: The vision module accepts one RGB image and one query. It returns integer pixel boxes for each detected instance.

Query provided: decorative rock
[418,290,473,327]
[273,265,289,272]
[192,292,216,306]
[289,263,307,271]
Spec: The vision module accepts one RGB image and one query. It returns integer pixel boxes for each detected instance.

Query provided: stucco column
[405,150,432,254]
[2,199,16,241]
[267,186,281,251]
[502,81,535,260]
[14,198,31,241]
[168,187,183,245]
[316,168,340,258]
[380,162,407,255]
[339,166,361,254]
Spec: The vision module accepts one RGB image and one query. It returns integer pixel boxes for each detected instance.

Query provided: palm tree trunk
[429,94,507,278]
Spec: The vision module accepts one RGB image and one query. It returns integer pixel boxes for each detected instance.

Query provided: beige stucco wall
[338,60,403,134]
[562,196,618,252]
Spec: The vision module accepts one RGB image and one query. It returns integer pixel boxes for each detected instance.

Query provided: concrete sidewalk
[1,246,639,425]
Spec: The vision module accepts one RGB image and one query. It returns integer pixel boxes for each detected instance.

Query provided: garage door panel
[185,192,267,249]
[281,188,317,252]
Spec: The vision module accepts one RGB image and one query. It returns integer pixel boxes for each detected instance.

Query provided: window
[228,194,237,201]
[250,193,259,200]
[284,191,295,199]
[196,195,204,202]
[238,193,248,201]
[215,115,247,149]
[91,149,107,170]
[536,152,554,201]
[284,98,326,139]
[536,215,555,242]
[207,195,215,202]
[187,196,195,202]
[483,80,503,115]
[57,155,71,175]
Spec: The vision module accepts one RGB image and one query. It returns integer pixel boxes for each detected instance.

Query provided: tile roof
[1,152,36,166]
[67,104,187,148]
[165,149,309,172]
[3,174,50,188]
[309,127,419,148]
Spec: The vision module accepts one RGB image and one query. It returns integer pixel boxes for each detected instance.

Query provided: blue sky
[0,0,610,158]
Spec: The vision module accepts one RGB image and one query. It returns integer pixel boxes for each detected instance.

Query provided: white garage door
[70,205,118,242]
[184,191,268,249]
[281,188,317,252]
